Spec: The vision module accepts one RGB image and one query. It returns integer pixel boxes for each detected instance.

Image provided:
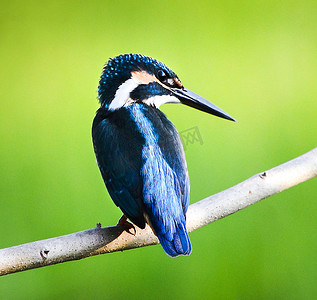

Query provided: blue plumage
[92,54,235,257]
[93,103,190,256]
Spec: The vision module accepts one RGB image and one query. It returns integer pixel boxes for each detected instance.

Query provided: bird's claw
[117,215,136,235]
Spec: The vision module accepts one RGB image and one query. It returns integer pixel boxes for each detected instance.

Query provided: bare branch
[1,147,316,276]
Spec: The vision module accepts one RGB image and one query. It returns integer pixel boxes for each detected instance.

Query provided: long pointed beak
[172,88,236,122]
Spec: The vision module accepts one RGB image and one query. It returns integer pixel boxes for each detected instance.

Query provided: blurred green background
[1,0,316,299]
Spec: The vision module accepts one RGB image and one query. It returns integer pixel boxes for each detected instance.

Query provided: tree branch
[1,147,316,276]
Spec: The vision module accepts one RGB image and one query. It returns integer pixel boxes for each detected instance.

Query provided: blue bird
[92,54,235,257]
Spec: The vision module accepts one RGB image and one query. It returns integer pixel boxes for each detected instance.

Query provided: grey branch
[1,148,316,276]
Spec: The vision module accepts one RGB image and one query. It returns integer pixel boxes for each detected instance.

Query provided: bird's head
[98,54,235,121]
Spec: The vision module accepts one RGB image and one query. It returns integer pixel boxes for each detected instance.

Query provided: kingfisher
[92,54,235,257]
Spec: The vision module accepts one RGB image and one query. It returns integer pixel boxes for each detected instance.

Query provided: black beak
[172,88,236,122]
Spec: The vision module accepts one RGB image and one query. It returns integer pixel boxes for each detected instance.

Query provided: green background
[1,1,316,299]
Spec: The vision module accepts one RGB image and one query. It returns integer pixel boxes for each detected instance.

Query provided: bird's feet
[117,215,136,235]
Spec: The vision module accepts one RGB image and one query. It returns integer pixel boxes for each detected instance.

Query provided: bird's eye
[157,69,168,82]
[157,69,182,88]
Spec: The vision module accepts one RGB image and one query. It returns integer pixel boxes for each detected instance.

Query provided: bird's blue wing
[92,108,146,228]
[131,105,191,256]
[154,109,190,214]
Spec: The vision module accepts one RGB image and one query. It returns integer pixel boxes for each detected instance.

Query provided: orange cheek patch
[131,70,182,90]
[174,77,183,88]
[132,71,158,84]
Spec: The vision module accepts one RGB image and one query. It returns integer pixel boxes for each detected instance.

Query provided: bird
[92,54,235,257]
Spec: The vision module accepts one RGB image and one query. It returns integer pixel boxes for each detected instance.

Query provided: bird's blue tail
[157,222,192,257]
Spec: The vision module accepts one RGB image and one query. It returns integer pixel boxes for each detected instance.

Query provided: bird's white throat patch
[143,95,180,108]
[108,71,180,111]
